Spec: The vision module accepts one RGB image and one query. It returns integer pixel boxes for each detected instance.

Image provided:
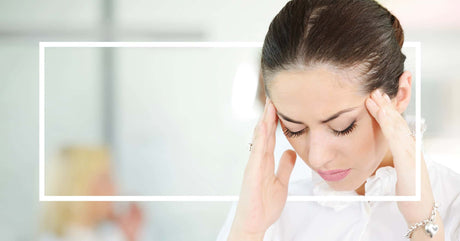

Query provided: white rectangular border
[39,41,421,202]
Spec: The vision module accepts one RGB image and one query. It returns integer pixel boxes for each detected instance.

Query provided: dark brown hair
[261,0,405,99]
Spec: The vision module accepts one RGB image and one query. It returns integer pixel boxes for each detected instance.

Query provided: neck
[355,148,394,196]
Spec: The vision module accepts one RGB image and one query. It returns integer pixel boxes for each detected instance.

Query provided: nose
[308,131,334,170]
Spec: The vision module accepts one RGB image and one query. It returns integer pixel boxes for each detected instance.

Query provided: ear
[393,70,412,114]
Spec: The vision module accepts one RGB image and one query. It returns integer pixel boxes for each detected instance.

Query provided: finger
[265,99,278,155]
[366,90,397,136]
[373,90,395,115]
[258,96,270,123]
[366,89,391,126]
[250,97,270,154]
[365,97,380,120]
[276,149,297,187]
[368,90,413,142]
[367,90,416,169]
[249,121,267,163]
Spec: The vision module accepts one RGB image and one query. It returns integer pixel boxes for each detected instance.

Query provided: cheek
[281,137,308,169]
[357,118,378,152]
[279,122,305,155]
[282,133,308,160]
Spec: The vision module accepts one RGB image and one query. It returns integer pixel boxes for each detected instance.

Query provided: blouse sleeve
[426,155,460,241]
[444,193,460,241]
[215,202,237,241]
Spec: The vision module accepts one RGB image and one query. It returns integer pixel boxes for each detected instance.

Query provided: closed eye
[282,127,306,138]
[282,120,358,138]
[332,120,357,136]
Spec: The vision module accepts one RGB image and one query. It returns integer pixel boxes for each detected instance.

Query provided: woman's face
[269,64,391,192]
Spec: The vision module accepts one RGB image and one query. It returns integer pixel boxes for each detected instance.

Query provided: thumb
[276,150,297,186]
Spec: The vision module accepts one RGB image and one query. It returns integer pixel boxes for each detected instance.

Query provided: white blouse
[216,116,460,241]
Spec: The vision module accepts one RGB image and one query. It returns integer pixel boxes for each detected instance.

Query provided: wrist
[227,231,265,241]
[398,196,435,223]
[228,223,265,241]
[403,202,440,239]
[401,202,435,226]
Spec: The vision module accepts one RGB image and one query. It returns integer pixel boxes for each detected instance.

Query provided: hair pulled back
[261,0,406,98]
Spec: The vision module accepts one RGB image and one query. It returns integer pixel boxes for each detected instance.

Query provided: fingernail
[371,90,378,98]
[265,96,269,104]
[375,89,381,97]
[366,98,377,109]
[384,93,391,103]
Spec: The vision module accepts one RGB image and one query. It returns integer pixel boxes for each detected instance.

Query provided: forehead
[269,64,365,121]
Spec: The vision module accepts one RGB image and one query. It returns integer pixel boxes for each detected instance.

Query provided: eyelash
[282,120,357,138]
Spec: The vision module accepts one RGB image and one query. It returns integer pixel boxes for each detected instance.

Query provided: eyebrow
[277,106,359,125]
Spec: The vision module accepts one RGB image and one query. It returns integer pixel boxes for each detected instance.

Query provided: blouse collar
[311,114,426,211]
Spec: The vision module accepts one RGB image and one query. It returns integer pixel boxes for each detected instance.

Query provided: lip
[317,168,351,182]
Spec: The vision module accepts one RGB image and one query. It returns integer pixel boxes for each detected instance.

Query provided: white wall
[1,0,460,240]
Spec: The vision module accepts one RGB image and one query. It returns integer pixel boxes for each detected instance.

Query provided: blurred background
[1,0,460,240]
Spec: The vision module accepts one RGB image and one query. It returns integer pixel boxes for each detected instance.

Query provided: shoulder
[426,155,460,194]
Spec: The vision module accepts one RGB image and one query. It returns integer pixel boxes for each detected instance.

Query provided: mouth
[317,168,351,182]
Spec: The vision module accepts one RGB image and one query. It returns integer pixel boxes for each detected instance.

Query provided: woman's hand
[365,89,444,240]
[227,97,297,241]
[115,203,143,241]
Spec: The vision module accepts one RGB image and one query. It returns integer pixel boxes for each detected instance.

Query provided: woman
[217,0,460,240]
[39,146,143,241]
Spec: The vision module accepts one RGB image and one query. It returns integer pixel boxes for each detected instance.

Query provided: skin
[268,64,393,193]
[227,64,444,241]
